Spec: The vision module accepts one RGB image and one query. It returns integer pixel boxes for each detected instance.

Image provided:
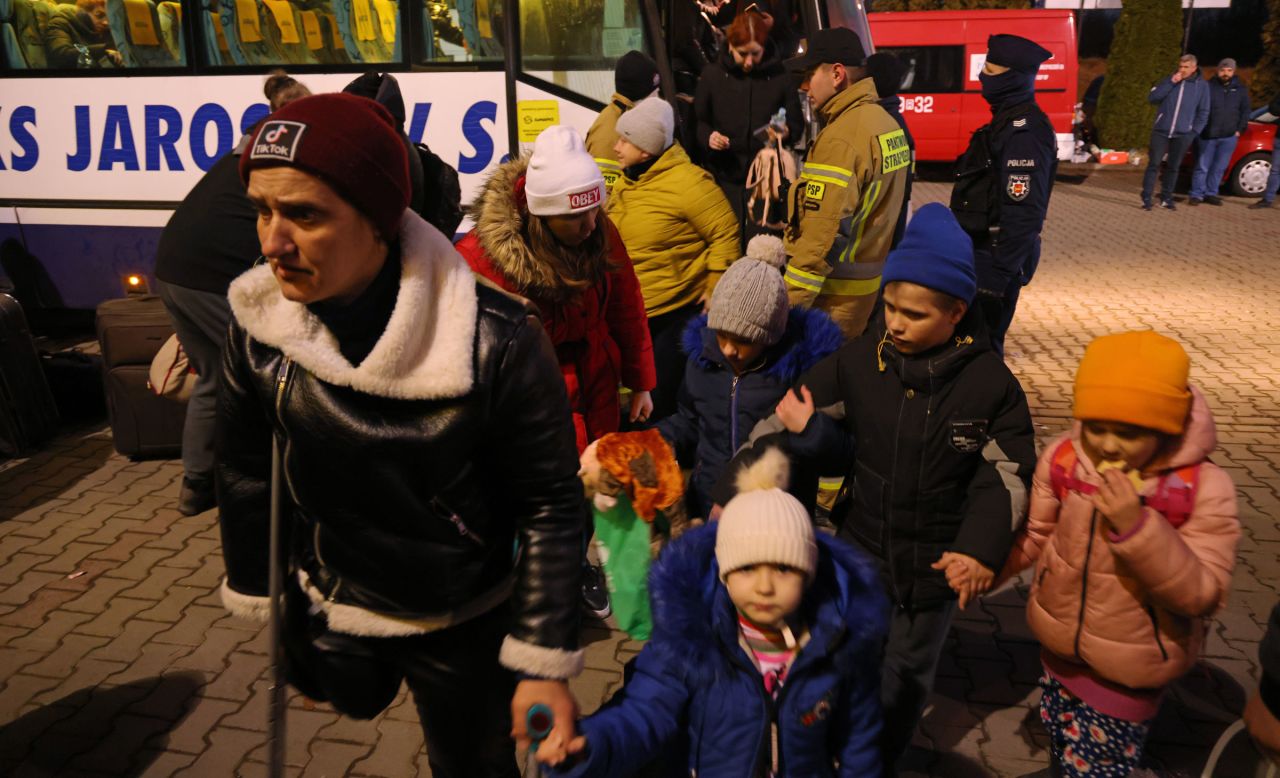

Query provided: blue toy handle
[526,703,554,746]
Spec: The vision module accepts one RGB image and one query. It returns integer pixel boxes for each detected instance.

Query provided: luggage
[42,348,107,423]
[0,292,61,458]
[95,295,185,458]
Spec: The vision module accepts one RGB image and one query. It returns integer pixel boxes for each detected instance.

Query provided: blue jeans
[1189,135,1238,199]
[1142,131,1195,204]
[1265,144,1280,203]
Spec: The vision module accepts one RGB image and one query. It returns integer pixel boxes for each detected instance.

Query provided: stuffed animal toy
[580,429,695,554]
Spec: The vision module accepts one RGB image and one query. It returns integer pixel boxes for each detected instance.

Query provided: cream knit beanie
[716,448,817,581]
[525,126,607,216]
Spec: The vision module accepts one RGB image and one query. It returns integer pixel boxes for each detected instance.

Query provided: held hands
[512,679,579,757]
[1093,468,1144,535]
[629,390,654,423]
[932,552,994,610]
[535,730,589,767]
[709,131,731,151]
[776,386,815,434]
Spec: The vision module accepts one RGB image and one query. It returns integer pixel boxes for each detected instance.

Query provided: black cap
[786,27,866,73]
[985,34,1052,75]
[866,51,905,98]
[615,50,660,102]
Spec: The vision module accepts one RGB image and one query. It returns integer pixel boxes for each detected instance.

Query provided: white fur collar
[228,212,478,400]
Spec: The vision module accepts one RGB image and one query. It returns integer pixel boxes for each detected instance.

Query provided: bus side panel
[10,222,163,309]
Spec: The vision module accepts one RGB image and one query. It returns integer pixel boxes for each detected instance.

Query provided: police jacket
[215,211,587,679]
[548,523,888,778]
[1202,76,1252,139]
[1149,71,1211,138]
[783,78,909,311]
[716,310,1036,609]
[951,100,1056,294]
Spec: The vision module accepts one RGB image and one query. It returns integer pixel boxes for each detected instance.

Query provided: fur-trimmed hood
[646,522,887,687]
[227,210,478,400]
[684,306,844,384]
[467,156,611,302]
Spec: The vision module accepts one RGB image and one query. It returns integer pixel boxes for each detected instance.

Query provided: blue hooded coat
[551,523,888,777]
[656,307,843,517]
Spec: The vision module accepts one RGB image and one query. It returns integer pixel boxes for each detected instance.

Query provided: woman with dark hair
[694,5,803,238]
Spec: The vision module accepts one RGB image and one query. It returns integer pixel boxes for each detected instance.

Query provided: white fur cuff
[499,636,585,679]
[219,578,271,622]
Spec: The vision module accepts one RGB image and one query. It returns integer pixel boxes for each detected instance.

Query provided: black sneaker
[178,477,216,516]
[1141,201,1153,211]
[1187,197,1202,206]
[1204,195,1224,206]
[1249,199,1274,209]
[1160,199,1176,211]
[581,564,611,619]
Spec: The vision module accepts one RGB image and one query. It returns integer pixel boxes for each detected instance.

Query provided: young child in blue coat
[537,448,889,777]
[656,235,843,518]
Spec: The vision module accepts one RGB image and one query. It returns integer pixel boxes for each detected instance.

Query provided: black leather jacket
[215,215,585,674]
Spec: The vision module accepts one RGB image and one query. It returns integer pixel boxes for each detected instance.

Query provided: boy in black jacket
[714,203,1036,769]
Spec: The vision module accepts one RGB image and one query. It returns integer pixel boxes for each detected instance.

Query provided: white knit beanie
[716,448,817,582]
[525,126,607,216]
[615,96,675,156]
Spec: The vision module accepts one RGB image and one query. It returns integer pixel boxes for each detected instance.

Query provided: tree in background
[1093,0,1183,150]
[1253,0,1280,106]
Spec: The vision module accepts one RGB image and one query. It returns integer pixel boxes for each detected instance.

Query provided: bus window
[3,0,185,69]
[878,45,963,93]
[520,0,649,104]
[415,0,504,62]
[199,0,401,67]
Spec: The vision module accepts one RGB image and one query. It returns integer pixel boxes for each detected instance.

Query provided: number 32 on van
[899,96,934,114]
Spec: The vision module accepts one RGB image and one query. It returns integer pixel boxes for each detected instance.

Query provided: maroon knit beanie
[239,93,410,240]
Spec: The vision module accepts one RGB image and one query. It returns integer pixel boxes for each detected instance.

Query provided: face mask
[979,69,1036,108]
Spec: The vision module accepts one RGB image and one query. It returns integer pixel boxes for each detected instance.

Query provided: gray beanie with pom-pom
[707,235,790,345]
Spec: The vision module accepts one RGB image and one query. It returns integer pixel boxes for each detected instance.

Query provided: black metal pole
[266,436,286,778]
[643,0,676,104]
[503,0,522,159]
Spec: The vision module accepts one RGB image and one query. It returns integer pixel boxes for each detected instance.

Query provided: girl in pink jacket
[998,331,1240,777]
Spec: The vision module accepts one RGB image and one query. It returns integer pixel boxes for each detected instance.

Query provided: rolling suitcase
[0,292,61,458]
[95,295,186,459]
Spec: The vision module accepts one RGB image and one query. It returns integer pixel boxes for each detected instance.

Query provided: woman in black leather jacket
[214,93,586,777]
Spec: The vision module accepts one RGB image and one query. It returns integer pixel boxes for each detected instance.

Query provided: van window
[878,45,964,93]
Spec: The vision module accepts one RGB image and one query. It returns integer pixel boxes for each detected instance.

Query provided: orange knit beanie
[1072,331,1192,435]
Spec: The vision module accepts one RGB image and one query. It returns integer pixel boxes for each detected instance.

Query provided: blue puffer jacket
[1201,75,1252,139]
[550,523,888,777]
[656,308,843,517]
[1148,70,1211,138]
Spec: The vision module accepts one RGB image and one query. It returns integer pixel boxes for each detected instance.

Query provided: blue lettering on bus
[189,103,233,171]
[145,105,184,171]
[408,103,432,145]
[458,100,496,175]
[8,107,39,172]
[241,103,270,134]
[67,105,92,171]
[99,105,140,171]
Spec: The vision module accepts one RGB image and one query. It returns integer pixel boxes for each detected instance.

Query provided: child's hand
[1093,468,1143,534]
[629,390,654,423]
[932,552,994,609]
[534,731,588,767]
[776,385,815,434]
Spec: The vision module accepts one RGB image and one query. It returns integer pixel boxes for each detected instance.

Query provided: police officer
[950,34,1056,356]
[783,27,910,340]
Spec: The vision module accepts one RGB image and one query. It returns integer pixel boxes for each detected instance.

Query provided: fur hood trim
[227,212,478,401]
[684,306,844,384]
[646,523,888,687]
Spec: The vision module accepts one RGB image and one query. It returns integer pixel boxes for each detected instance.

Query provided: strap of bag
[1048,437,1201,527]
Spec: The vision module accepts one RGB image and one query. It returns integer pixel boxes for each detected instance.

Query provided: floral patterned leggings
[1039,674,1153,777]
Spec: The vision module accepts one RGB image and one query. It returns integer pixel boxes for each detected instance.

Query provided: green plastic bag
[592,493,661,641]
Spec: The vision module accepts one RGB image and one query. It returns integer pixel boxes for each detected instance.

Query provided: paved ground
[1,169,1278,777]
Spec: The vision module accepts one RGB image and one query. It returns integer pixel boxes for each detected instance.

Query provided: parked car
[1224,121,1276,197]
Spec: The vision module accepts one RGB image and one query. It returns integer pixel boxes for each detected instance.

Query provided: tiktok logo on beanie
[251,121,307,162]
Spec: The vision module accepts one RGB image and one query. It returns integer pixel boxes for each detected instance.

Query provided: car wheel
[1230,152,1272,197]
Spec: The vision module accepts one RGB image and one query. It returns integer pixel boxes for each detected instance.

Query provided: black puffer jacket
[1201,75,1252,139]
[694,42,803,188]
[215,212,586,677]
[715,310,1036,609]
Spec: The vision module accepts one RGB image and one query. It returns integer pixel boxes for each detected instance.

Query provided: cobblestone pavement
[1,170,1278,777]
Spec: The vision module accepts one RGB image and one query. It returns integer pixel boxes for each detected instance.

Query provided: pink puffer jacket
[1001,387,1240,691]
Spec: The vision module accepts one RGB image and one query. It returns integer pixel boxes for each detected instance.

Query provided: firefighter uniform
[783,76,910,340]
[950,34,1056,355]
[585,93,633,194]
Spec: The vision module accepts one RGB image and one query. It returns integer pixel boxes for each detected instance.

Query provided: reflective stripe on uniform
[839,180,882,265]
[800,162,852,188]
[595,157,621,170]
[784,263,826,292]
[820,275,881,296]
[818,477,844,492]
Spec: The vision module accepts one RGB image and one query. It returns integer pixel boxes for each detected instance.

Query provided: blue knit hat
[880,203,976,304]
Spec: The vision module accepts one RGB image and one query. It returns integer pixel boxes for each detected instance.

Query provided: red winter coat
[456,158,656,453]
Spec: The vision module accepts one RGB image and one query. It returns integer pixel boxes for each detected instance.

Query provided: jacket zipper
[433,496,486,546]
[885,379,908,607]
[1073,509,1099,659]
[730,375,741,452]
[1147,605,1169,660]
[1169,80,1185,138]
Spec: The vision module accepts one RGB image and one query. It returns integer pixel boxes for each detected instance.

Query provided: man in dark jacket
[1141,54,1211,210]
[714,204,1036,769]
[1189,58,1251,206]
[216,93,586,776]
[866,51,915,248]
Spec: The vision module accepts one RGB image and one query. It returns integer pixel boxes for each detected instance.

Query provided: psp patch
[250,120,307,162]
[948,420,988,454]
[804,180,826,202]
[1007,174,1031,202]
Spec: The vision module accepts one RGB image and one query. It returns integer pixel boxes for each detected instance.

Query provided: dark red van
[868,9,1079,162]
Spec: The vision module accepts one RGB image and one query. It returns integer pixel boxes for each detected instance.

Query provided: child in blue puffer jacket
[656,235,843,518]
[537,449,888,777]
